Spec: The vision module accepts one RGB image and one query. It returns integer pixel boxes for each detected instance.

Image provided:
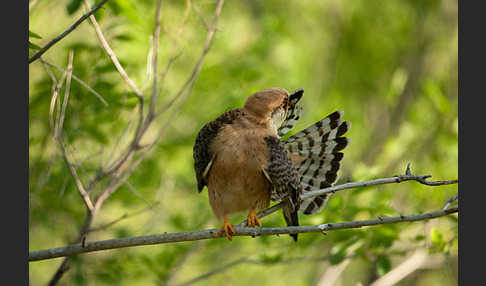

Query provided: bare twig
[43,2,222,284]
[236,173,458,227]
[41,61,67,133]
[442,194,458,210]
[316,243,362,286]
[28,0,109,64]
[82,0,143,98]
[156,0,224,118]
[55,51,95,213]
[88,202,160,233]
[122,0,225,160]
[29,206,457,262]
[59,143,95,212]
[149,0,164,117]
[57,51,74,137]
[301,174,458,200]
[40,59,108,106]
[369,249,444,286]
[176,0,192,36]
[191,2,209,31]
[177,257,250,286]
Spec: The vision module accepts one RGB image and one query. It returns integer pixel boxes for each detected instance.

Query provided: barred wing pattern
[283,111,351,214]
[277,105,302,139]
[277,88,304,139]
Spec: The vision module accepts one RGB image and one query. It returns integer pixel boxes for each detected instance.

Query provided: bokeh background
[29,0,458,285]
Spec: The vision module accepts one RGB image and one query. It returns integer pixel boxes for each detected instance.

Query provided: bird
[193,87,350,241]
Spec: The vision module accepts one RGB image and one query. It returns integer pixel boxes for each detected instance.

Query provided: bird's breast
[206,124,273,216]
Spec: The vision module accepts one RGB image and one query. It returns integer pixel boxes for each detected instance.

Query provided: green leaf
[66,0,82,15]
[260,253,283,265]
[29,30,42,39]
[430,228,443,244]
[414,234,426,241]
[330,250,346,265]
[429,228,447,252]
[376,255,392,276]
[29,41,41,50]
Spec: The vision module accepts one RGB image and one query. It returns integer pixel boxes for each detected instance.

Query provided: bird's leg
[215,215,235,241]
[247,209,262,227]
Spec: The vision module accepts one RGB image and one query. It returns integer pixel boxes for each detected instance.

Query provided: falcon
[193,88,350,241]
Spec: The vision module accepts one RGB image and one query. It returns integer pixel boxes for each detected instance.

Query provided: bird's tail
[282,187,301,242]
[284,111,351,215]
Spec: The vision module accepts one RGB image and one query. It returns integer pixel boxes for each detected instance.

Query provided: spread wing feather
[193,108,244,192]
[283,111,351,215]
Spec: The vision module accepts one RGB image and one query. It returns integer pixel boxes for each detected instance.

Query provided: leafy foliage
[29,0,457,285]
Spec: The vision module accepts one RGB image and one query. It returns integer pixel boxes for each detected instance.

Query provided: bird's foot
[215,216,235,241]
[247,209,262,227]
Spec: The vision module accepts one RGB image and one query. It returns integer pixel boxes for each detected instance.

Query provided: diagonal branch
[54,51,95,213]
[442,194,458,210]
[149,0,164,118]
[81,0,143,99]
[40,59,109,107]
[88,202,160,233]
[28,0,109,64]
[155,0,224,118]
[29,206,458,262]
[41,2,223,285]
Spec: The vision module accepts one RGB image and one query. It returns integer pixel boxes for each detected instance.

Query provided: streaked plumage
[193,87,350,241]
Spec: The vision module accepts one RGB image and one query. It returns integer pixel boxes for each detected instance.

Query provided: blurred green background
[29,0,458,285]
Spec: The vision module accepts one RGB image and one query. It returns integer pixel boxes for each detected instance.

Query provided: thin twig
[126,0,224,156]
[177,257,250,286]
[40,59,109,106]
[57,51,74,137]
[176,0,192,36]
[149,0,164,118]
[41,61,67,133]
[156,0,224,118]
[442,194,458,210]
[237,173,458,227]
[88,202,160,233]
[369,249,442,286]
[301,174,458,200]
[55,51,95,213]
[28,0,109,64]
[192,1,209,31]
[29,206,458,262]
[82,0,143,98]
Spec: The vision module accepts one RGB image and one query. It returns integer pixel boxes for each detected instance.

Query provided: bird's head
[243,87,304,131]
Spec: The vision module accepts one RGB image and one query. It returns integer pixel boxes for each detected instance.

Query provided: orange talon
[247,210,262,227]
[215,215,235,241]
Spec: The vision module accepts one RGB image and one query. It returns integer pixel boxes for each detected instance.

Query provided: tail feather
[286,136,350,156]
[283,111,351,215]
[284,111,344,144]
[282,197,299,241]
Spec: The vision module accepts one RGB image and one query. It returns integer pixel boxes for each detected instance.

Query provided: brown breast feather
[206,114,275,219]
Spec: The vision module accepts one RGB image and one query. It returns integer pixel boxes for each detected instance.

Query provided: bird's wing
[283,111,351,214]
[193,108,244,192]
[277,88,304,138]
[263,136,301,241]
